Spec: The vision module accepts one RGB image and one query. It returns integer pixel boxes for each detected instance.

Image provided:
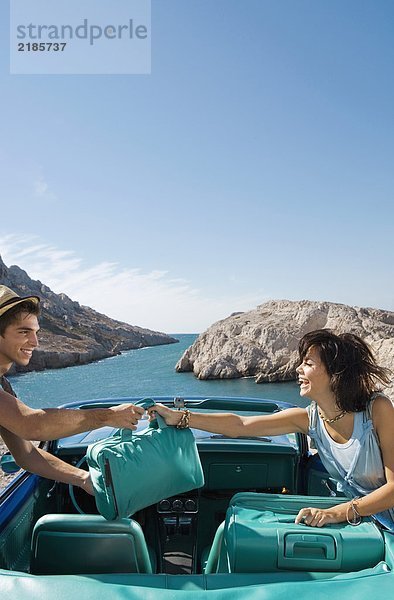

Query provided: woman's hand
[295,505,344,527]
[147,403,183,427]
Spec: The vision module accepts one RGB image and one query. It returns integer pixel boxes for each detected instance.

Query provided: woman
[150,329,394,530]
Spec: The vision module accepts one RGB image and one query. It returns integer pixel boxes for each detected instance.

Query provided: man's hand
[107,403,145,430]
[77,471,94,496]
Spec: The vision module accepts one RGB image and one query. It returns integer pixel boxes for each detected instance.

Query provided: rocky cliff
[0,255,177,372]
[176,300,394,397]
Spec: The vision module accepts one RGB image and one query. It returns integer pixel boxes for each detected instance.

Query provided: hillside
[0,255,177,372]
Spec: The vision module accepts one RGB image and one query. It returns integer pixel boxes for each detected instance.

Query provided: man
[0,285,144,495]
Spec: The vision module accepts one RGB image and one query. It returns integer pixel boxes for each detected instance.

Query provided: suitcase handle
[284,533,336,559]
[277,530,342,570]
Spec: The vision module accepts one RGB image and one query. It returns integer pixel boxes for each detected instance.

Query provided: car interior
[0,397,393,594]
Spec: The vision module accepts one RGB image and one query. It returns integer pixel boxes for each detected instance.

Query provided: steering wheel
[68,455,94,514]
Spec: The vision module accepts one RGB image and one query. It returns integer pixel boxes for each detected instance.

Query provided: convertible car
[0,396,393,599]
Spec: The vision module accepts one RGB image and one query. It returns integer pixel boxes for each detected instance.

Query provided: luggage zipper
[104,458,119,518]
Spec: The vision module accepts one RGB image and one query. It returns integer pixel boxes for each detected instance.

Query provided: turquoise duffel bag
[86,399,204,520]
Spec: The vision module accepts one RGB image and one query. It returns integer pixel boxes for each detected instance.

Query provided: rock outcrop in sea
[0,255,177,373]
[176,300,394,397]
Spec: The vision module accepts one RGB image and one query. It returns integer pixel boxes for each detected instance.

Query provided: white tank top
[319,411,363,473]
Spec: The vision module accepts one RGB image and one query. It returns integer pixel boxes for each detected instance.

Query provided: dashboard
[53,397,306,495]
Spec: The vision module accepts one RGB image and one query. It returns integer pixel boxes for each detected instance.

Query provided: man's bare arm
[0,390,144,441]
[1,426,93,494]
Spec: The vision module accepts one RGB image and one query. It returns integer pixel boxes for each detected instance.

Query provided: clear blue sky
[1,1,393,332]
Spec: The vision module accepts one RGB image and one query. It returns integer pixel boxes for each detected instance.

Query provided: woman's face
[296,346,332,400]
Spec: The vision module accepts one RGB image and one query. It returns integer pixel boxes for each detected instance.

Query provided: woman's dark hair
[0,300,40,336]
[298,329,392,412]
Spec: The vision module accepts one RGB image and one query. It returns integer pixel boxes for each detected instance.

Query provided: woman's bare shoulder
[371,394,394,427]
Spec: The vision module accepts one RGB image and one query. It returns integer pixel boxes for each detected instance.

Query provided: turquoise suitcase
[222,493,385,572]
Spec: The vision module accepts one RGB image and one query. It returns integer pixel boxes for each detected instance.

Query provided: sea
[8,334,308,410]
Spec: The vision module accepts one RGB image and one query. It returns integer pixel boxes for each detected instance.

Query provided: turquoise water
[9,334,307,409]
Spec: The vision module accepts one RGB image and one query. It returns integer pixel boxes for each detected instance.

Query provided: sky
[0,0,393,333]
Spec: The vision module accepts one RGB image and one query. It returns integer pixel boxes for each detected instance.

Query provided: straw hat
[0,285,40,318]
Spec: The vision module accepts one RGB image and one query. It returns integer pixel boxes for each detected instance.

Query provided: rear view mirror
[1,453,21,474]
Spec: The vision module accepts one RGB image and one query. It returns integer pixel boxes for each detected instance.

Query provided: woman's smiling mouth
[298,378,310,389]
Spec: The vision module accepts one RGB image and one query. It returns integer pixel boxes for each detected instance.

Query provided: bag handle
[119,398,168,441]
[134,398,169,429]
[134,397,156,410]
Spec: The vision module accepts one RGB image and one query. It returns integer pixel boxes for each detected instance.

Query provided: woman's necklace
[318,409,347,424]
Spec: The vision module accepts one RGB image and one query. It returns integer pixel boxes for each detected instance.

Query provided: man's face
[0,312,39,369]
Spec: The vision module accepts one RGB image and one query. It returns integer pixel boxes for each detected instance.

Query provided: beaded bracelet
[346,497,362,526]
[176,409,191,429]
